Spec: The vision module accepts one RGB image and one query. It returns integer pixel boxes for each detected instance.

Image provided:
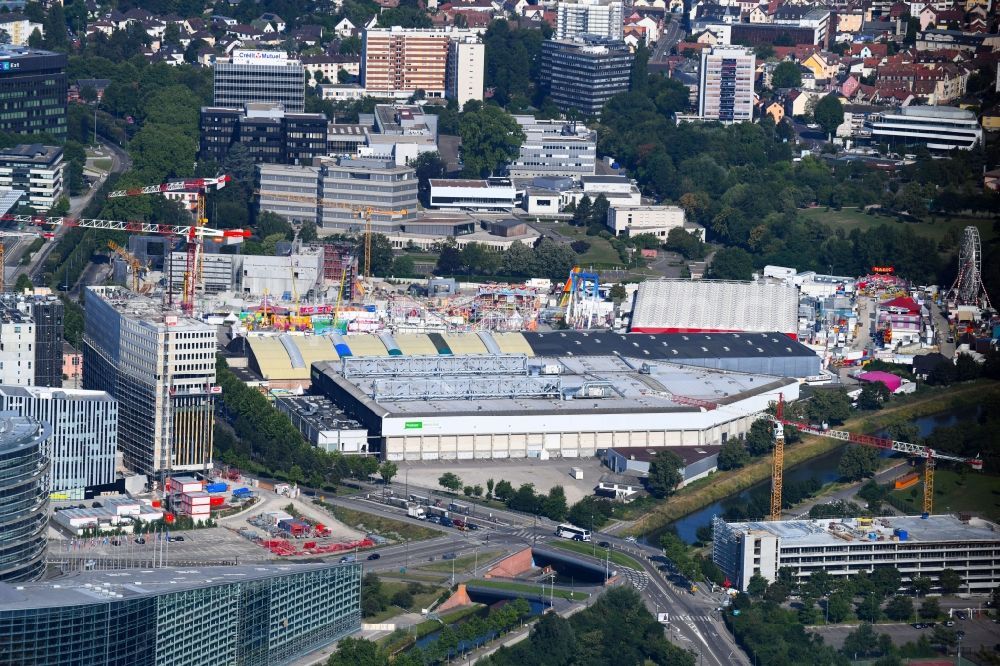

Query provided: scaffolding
[342,354,530,378]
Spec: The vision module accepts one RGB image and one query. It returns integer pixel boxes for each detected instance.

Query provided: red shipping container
[151,500,162,508]
[209,496,225,506]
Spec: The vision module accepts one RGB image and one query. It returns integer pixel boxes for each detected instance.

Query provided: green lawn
[799,207,997,244]
[468,579,589,601]
[547,539,643,570]
[89,158,113,172]
[888,469,1000,523]
[312,500,440,542]
[532,220,625,268]
[365,582,444,623]
[418,551,501,574]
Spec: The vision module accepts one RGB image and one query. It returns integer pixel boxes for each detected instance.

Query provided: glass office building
[0,46,67,138]
[0,411,50,583]
[0,562,362,665]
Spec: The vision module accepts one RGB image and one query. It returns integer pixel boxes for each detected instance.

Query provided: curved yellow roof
[395,333,438,355]
[344,334,390,357]
[248,336,309,380]
[493,332,534,355]
[441,333,488,355]
[294,336,339,370]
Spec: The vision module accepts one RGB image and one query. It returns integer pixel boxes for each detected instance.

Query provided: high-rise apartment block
[362,27,484,105]
[698,47,755,123]
[541,37,633,116]
[199,103,328,165]
[0,563,363,663]
[556,0,624,40]
[0,411,49,582]
[213,50,305,113]
[0,144,65,212]
[0,386,117,499]
[0,46,66,138]
[0,301,35,386]
[257,157,418,233]
[82,287,217,476]
[0,291,63,387]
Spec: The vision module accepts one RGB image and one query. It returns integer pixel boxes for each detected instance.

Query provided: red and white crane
[1,213,250,311]
[105,175,232,314]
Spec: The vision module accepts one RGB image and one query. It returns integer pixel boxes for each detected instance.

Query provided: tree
[857,381,890,410]
[771,61,803,89]
[938,568,961,594]
[664,227,705,259]
[436,242,464,275]
[412,151,445,207]
[129,124,198,182]
[871,567,902,599]
[608,283,627,302]
[911,575,932,597]
[918,597,940,620]
[930,625,958,651]
[885,595,914,621]
[42,3,67,50]
[360,233,394,277]
[799,596,820,625]
[28,27,43,49]
[391,255,415,278]
[459,104,525,178]
[647,450,684,498]
[842,623,879,659]
[827,591,853,623]
[806,570,833,599]
[463,485,475,497]
[629,43,650,93]
[486,478,495,498]
[813,93,845,140]
[717,439,750,470]
[473,484,483,497]
[327,637,385,666]
[856,593,883,623]
[764,581,790,603]
[746,573,768,598]
[542,486,568,522]
[745,419,775,456]
[378,461,398,485]
[807,389,852,425]
[300,220,318,243]
[438,472,462,492]
[837,445,879,481]
[493,480,515,501]
[567,496,614,531]
[508,483,542,514]
[708,247,754,280]
[13,273,33,292]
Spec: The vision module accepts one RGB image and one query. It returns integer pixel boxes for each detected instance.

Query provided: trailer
[447,502,470,515]
[387,496,409,509]
[426,506,449,518]
[409,494,430,506]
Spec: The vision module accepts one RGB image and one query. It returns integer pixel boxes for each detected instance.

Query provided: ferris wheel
[948,226,991,310]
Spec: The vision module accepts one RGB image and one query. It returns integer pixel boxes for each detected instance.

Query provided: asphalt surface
[810,615,1000,655]
[652,18,685,62]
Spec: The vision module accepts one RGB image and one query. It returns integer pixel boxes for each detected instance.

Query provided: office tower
[362,27,484,104]
[556,0,624,40]
[0,46,66,138]
[698,47,756,123]
[199,103,328,165]
[82,287,217,476]
[0,411,50,582]
[508,116,597,179]
[1,291,63,387]
[257,157,418,232]
[0,300,35,386]
[0,144,66,212]
[446,37,485,107]
[213,50,305,113]
[0,563,363,663]
[541,37,633,116]
[0,386,117,498]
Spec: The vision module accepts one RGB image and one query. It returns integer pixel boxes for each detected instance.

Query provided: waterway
[654,407,981,545]
[413,598,547,653]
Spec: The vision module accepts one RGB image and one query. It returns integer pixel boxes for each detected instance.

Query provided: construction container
[209,496,225,507]
[894,529,908,541]
[894,472,919,490]
[205,482,228,493]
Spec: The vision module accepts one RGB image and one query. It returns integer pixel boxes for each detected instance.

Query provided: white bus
[555,523,591,541]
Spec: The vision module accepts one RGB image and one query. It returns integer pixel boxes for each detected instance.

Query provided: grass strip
[547,539,643,569]
[468,579,589,601]
[419,551,501,574]
[313,500,439,542]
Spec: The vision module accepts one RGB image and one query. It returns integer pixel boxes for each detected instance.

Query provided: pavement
[395,457,608,506]
[809,615,1000,654]
[651,18,684,62]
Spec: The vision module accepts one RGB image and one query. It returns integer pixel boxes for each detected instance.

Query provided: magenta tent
[856,371,902,393]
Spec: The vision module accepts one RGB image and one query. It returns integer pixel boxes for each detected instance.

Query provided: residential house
[596,472,645,502]
[762,99,784,123]
[982,105,1000,132]
[785,89,822,116]
[850,42,888,60]
[227,24,265,41]
[747,5,771,23]
[841,74,861,98]
[334,17,356,38]
[0,14,44,46]
[291,25,324,46]
[801,51,839,81]
[258,13,286,32]
[625,13,661,43]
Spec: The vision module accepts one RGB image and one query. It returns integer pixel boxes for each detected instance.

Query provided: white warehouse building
[312,353,798,461]
[606,204,690,239]
[713,515,1000,594]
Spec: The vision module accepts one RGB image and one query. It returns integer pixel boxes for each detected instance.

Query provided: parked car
[624,536,637,543]
[134,537,146,545]
[466,523,480,531]
[945,621,955,627]
[598,541,611,548]
[339,555,355,563]
[366,553,381,561]
[442,552,457,560]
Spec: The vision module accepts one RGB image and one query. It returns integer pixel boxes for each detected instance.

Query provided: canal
[651,407,980,545]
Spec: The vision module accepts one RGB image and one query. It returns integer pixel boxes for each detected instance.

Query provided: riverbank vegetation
[629,382,1000,535]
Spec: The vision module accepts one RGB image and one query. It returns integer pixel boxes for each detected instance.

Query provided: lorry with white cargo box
[407,505,426,520]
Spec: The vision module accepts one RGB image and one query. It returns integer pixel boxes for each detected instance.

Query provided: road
[788,459,910,519]
[7,138,130,289]
[652,18,685,62]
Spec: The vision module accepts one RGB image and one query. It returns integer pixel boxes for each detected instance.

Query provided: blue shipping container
[232,488,251,496]
[205,483,228,493]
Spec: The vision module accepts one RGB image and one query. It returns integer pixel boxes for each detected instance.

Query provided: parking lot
[397,457,608,505]
[810,616,1000,653]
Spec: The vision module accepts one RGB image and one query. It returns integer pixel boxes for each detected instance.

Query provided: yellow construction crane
[107,240,149,293]
[254,190,406,286]
[768,396,982,517]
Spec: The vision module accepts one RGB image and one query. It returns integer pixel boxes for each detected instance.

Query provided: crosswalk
[671,614,713,622]
[504,528,545,541]
[620,567,649,592]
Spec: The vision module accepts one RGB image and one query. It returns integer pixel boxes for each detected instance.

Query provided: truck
[427,506,449,519]
[447,502,469,515]
[407,505,426,520]
[387,496,409,509]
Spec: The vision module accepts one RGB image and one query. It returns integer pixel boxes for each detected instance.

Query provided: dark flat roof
[520,331,817,361]
[608,445,722,466]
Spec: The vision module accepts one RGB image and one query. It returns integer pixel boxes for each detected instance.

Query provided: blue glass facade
[0,412,49,583]
[0,563,362,665]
